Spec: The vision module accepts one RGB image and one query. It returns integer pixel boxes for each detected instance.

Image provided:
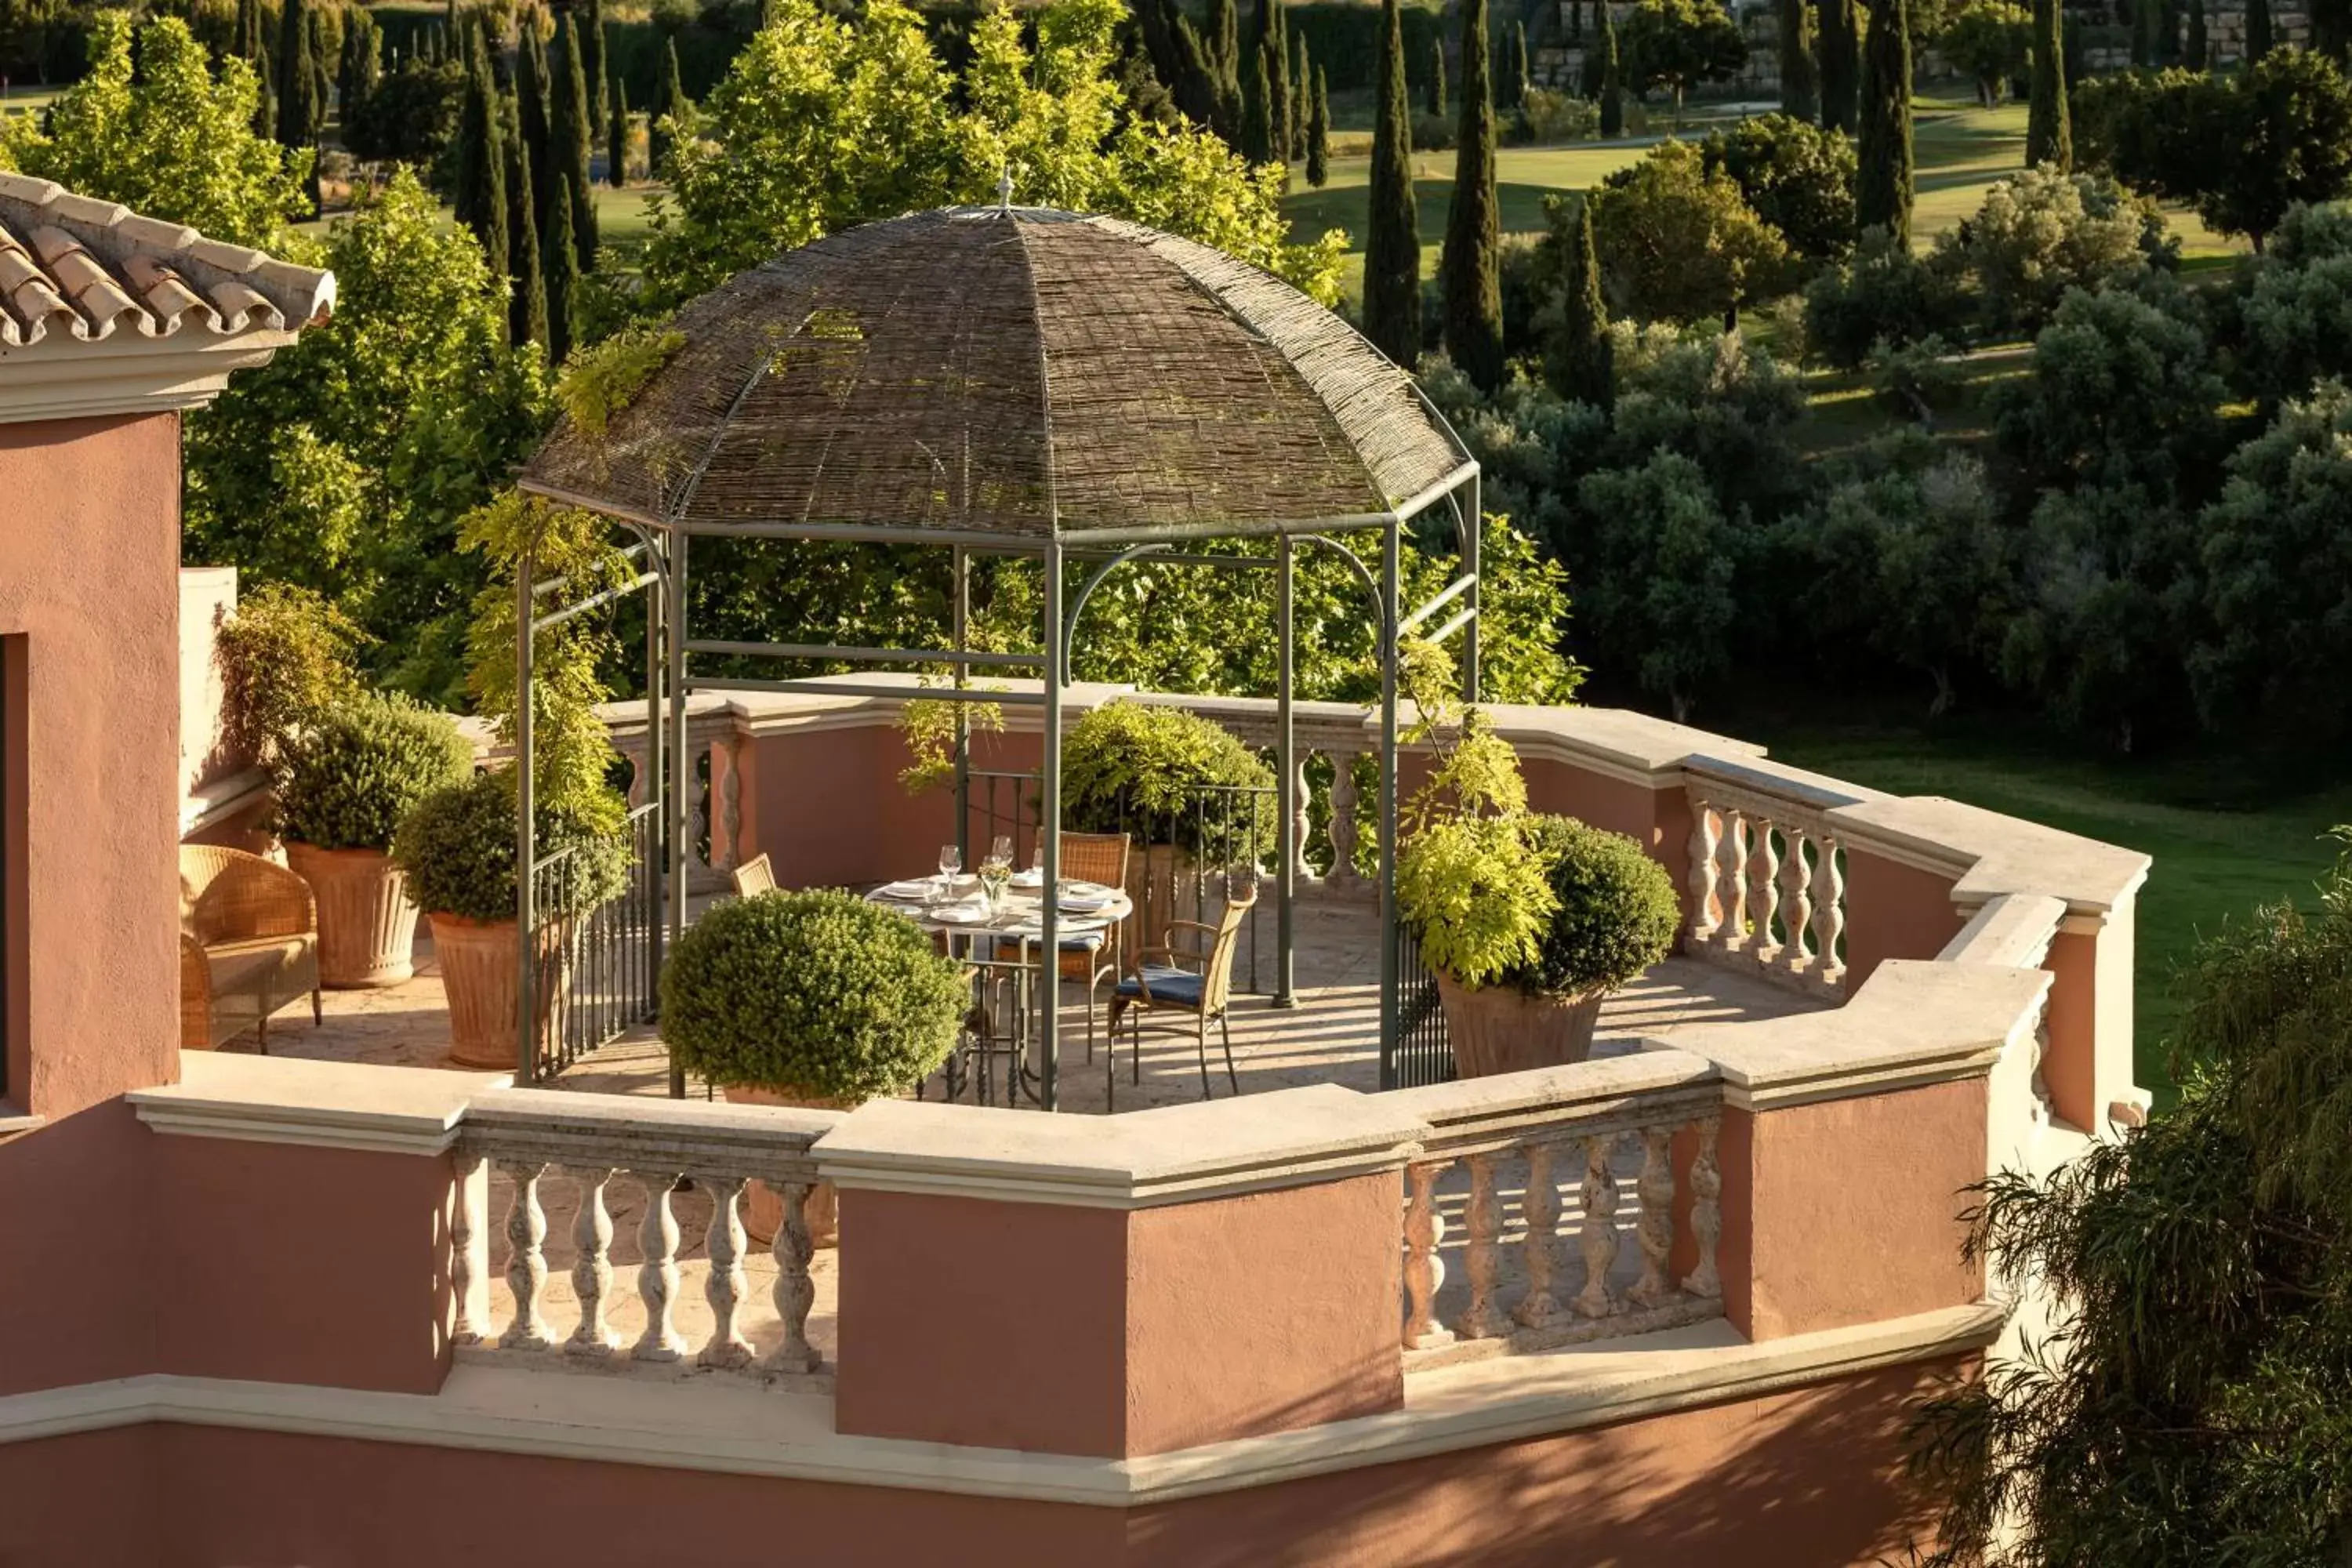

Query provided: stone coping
[1385,1049,1720,1157]
[811,1083,1430,1208]
[130,1052,510,1155]
[0,1301,2005,1504]
[1653,960,2051,1112]
[1940,892,2068,969]
[1832,795,2151,919]
[463,1086,846,1178]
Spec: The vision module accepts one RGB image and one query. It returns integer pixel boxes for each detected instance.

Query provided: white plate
[933,905,989,924]
[873,880,935,902]
[1010,868,1046,888]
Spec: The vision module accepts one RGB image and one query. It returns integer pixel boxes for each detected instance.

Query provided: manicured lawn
[1740,715,2352,1106]
[1284,93,2248,303]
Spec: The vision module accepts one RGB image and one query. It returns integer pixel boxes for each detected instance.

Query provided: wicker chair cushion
[1115,965,1204,1008]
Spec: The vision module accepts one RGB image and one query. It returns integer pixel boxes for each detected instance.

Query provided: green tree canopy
[1940,0,2032,103]
[1588,138,1791,325]
[1935,165,2160,333]
[1700,112,1858,263]
[1617,0,1747,108]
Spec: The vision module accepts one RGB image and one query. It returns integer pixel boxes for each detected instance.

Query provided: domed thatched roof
[520,207,1471,543]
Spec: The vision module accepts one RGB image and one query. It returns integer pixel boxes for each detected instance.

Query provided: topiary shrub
[277,693,474,852]
[659,888,965,1099]
[214,581,367,768]
[1510,815,1680,995]
[1060,701,1277,860]
[390,768,628,923]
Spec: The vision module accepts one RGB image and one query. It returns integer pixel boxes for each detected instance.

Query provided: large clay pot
[430,913,570,1071]
[724,1083,852,1250]
[1434,970,1607,1079]
[286,842,422,988]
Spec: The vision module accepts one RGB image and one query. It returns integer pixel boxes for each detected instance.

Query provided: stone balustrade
[1682,757,1871,1001]
[453,1088,846,1384]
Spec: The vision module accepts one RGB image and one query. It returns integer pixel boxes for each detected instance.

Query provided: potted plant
[390,768,628,1070]
[278,694,473,986]
[1394,644,1679,1076]
[1061,700,1276,932]
[661,888,967,1244]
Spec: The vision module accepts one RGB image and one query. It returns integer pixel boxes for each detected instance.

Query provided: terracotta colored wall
[1523,759,1693,926]
[1719,1077,1988,1341]
[0,413,185,1398]
[1840,848,1966,993]
[149,1138,456,1392]
[1123,1173,1403,1454]
[837,1174,1405,1459]
[2041,927,2099,1131]
[0,1356,1969,1567]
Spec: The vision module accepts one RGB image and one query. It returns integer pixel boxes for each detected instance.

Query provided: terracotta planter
[724,1083,853,1250]
[286,842,421,988]
[1433,969,1607,1079]
[430,913,570,1071]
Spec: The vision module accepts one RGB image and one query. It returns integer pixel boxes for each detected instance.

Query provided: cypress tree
[1208,0,1242,138]
[1307,64,1331,186]
[275,0,319,148]
[517,13,553,223]
[2313,0,2350,57]
[1855,0,1913,246]
[339,11,381,122]
[1508,20,1531,110]
[2027,0,2071,167]
[1363,0,1421,368]
[608,70,627,187]
[550,12,599,272]
[1265,0,1292,175]
[455,21,508,276]
[2129,0,2152,66]
[543,173,580,364]
[1426,36,1446,118]
[307,8,332,122]
[1292,31,1311,156]
[234,0,263,64]
[1819,0,1859,132]
[506,111,548,351]
[1598,4,1623,135]
[1581,9,1607,96]
[2157,0,2181,61]
[650,37,686,175]
[583,0,607,135]
[1779,0,1820,122]
[1569,0,1582,40]
[1443,0,1504,390]
[1545,197,1612,410]
[1242,43,1275,162]
[252,36,274,139]
[2246,0,2274,60]
[2185,0,2208,66]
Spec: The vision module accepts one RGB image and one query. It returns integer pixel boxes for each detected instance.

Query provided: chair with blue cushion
[1107,875,1258,1104]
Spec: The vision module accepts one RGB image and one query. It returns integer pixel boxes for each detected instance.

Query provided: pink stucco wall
[1841,848,1967,993]
[0,1355,1967,1566]
[1523,758,1695,929]
[0,413,186,1399]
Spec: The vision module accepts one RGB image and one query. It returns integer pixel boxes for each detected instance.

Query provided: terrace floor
[237,896,1826,1114]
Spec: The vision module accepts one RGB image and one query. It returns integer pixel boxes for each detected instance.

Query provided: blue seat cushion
[1116,965,1204,1007]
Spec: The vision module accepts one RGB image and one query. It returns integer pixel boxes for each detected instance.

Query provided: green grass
[1739,715,2352,1105]
[1283,93,2250,303]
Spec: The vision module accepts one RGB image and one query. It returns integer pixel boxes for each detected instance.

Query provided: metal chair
[1107,874,1259,1103]
[731,853,776,898]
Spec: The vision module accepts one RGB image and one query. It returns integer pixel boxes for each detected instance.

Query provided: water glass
[938,844,961,895]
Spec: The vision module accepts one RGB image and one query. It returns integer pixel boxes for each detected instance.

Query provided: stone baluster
[1401,1158,1454,1350]
[688,742,714,877]
[499,1160,552,1352]
[1748,818,1783,966]
[699,1174,754,1369]
[1457,1153,1504,1340]
[633,1171,686,1363]
[1686,799,1723,945]
[1573,1134,1621,1319]
[768,1180,822,1374]
[1512,1140,1563,1328]
[1292,754,1317,887]
[1780,829,1817,978]
[622,746,649,809]
[1719,812,1752,954]
[450,1152,488,1347]
[1628,1129,1677,1307]
[717,735,744,875]
[1811,838,1847,990]
[1327,753,1362,892]
[566,1167,619,1358]
[1686,1118,1724,1300]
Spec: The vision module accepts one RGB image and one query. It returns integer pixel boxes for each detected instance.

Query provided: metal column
[1377,521,1401,1091]
[1275,535,1296,1007]
[952,545,971,867]
[1039,539,1063,1111]
[1463,475,1482,703]
[515,552,538,1085]
[644,535,666,1009]
[666,531,691,1098]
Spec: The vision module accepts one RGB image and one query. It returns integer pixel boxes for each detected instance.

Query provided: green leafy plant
[896,687,1006,795]
[1059,700,1277,858]
[277,693,474,851]
[659,888,966,1099]
[555,324,688,442]
[214,581,368,768]
[1515,814,1679,994]
[390,768,626,922]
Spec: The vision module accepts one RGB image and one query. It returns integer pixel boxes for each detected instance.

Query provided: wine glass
[937,844,961,898]
[990,834,1014,867]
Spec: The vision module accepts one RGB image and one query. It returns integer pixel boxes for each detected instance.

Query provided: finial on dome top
[996,165,1014,216]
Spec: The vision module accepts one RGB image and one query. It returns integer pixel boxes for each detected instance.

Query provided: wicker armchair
[1106,875,1258,1104]
[179,846,321,1053]
[731,853,777,898]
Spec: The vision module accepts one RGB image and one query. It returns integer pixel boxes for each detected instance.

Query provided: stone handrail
[1682,756,1878,1000]
[453,1087,846,1384]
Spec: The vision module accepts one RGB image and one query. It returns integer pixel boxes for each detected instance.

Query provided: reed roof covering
[521,206,1470,542]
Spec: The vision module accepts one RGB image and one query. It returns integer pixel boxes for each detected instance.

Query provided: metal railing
[527,801,662,1080]
[1392,923,1454,1090]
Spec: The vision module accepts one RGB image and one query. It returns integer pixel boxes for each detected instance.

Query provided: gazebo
[517,203,1483,1108]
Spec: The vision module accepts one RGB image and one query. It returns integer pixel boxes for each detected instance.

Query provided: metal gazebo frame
[511,206,1486,1106]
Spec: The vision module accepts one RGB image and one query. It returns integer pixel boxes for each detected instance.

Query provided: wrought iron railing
[1392,922,1454,1090]
[527,801,662,1080]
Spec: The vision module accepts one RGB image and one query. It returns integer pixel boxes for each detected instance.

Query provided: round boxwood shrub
[277,693,474,852]
[659,889,965,1099]
[1509,815,1681,996]
[390,768,629,923]
[1060,701,1276,859]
